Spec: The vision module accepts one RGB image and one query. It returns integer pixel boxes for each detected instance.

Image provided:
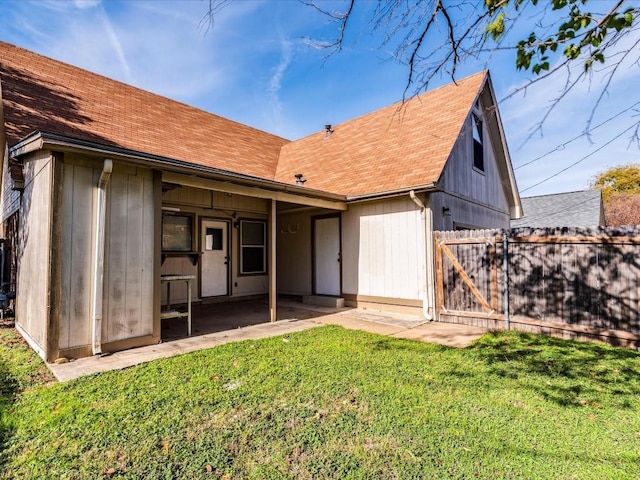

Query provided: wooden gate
[434,230,505,327]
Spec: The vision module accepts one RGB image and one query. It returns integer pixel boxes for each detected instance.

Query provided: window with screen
[240,220,266,274]
[162,214,193,252]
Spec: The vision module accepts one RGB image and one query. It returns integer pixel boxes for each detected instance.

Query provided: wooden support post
[269,199,277,322]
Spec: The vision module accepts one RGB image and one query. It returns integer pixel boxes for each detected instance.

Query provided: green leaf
[486,12,506,40]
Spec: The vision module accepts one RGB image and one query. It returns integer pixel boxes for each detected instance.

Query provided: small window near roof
[472,113,484,172]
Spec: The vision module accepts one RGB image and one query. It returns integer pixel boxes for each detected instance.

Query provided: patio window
[240,220,266,274]
[472,112,484,172]
[162,213,193,252]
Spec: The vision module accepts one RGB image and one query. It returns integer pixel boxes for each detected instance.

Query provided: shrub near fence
[434,226,640,348]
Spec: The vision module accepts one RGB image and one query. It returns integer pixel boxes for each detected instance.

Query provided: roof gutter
[9,131,347,202]
[346,183,439,203]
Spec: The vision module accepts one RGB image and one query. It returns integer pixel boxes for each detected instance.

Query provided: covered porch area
[159,171,349,339]
[159,296,342,342]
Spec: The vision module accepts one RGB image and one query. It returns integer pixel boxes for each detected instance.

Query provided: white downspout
[409,190,434,321]
[92,159,113,355]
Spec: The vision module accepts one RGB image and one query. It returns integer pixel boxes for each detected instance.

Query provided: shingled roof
[511,190,605,228]
[275,72,487,196]
[0,41,288,180]
[1,41,489,198]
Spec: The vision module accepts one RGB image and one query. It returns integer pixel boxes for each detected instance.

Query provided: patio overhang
[9,131,348,212]
[162,172,347,211]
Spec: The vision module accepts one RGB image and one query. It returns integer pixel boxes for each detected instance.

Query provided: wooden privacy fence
[434,226,640,348]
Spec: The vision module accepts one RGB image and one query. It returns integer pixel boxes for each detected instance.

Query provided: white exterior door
[201,220,228,297]
[314,216,341,296]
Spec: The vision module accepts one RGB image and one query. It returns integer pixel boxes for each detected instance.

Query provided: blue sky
[0,0,638,196]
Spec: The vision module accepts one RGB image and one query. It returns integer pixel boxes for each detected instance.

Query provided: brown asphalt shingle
[275,72,486,196]
[1,41,486,197]
[0,41,288,180]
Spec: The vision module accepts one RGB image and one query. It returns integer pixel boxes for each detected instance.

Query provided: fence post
[503,234,510,330]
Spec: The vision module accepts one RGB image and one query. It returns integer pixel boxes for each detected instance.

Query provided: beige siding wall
[58,158,155,350]
[342,197,425,301]
[160,186,269,303]
[275,210,314,296]
[16,150,53,357]
[436,108,510,230]
[102,165,155,344]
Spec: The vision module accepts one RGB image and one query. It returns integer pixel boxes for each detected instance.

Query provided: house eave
[9,131,348,206]
[345,184,438,203]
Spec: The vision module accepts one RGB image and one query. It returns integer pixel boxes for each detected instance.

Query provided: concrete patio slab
[49,318,320,382]
[47,299,489,382]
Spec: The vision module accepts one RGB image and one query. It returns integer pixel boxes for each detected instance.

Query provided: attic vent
[324,124,334,138]
[295,174,307,186]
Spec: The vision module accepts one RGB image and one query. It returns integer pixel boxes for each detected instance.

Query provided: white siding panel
[343,197,424,301]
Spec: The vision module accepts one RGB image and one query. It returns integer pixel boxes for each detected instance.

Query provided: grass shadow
[471,330,640,407]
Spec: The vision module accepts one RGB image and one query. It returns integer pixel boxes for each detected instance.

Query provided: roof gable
[0,41,288,180]
[275,72,487,196]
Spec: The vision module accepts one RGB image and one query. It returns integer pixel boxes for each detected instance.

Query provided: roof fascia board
[345,184,438,203]
[481,74,523,219]
[163,172,347,211]
[10,131,347,204]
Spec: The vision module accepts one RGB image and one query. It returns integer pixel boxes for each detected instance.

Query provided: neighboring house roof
[275,72,486,196]
[511,190,605,228]
[1,41,514,203]
[0,41,288,180]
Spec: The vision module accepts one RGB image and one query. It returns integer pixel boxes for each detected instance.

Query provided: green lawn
[1,323,639,479]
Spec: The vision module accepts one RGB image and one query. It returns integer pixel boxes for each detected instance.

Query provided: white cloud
[96,3,132,83]
[74,0,101,9]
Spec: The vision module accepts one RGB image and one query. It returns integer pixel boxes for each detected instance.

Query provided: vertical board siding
[439,114,510,214]
[104,170,155,343]
[16,152,53,353]
[0,154,21,224]
[59,162,155,349]
[276,212,312,295]
[435,226,640,345]
[58,164,96,349]
[343,197,424,300]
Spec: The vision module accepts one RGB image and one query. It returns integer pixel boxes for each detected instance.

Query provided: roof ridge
[290,70,487,143]
[522,189,598,199]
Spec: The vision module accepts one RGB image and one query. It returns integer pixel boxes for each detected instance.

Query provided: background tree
[591,163,640,225]
[604,193,640,225]
[592,163,640,199]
